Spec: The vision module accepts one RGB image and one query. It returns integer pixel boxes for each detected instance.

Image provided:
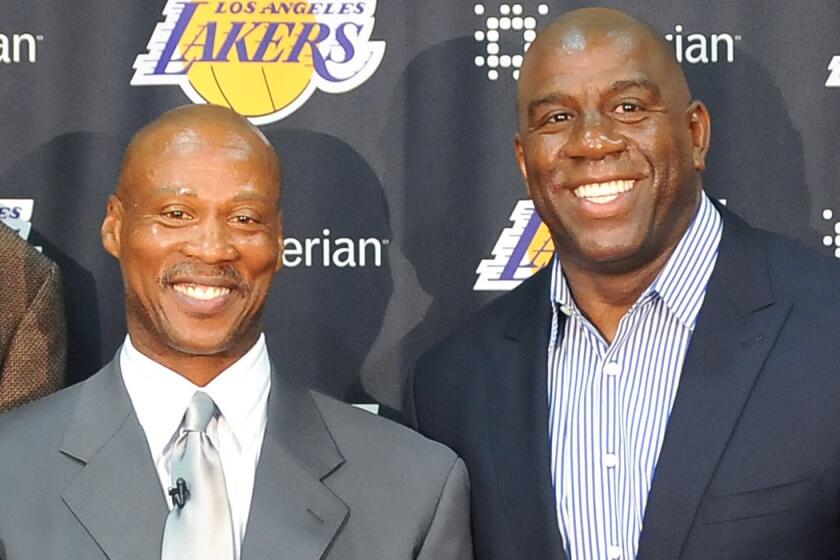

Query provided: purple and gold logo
[474,200,553,291]
[131,0,386,124]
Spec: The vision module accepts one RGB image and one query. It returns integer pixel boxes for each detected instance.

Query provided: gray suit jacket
[0,358,471,559]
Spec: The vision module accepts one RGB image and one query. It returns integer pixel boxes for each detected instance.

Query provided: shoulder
[0,223,59,282]
[420,265,550,365]
[0,382,81,462]
[719,206,840,297]
[761,230,840,293]
[310,390,468,535]
[311,391,459,473]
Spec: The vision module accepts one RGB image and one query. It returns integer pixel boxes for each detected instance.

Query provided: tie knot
[183,391,216,432]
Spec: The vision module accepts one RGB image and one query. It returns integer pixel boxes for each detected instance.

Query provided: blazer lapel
[60,359,168,560]
[637,210,792,560]
[241,367,348,560]
[486,266,567,560]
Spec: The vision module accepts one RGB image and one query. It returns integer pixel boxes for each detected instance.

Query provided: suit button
[604,362,621,376]
[604,453,619,468]
[608,545,622,559]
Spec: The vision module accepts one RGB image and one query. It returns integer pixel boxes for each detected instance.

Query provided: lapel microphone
[168,477,189,509]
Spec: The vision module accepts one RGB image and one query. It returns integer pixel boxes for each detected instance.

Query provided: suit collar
[503,264,552,341]
[637,206,790,559]
[240,364,348,558]
[60,358,168,560]
[491,265,567,560]
[59,356,349,560]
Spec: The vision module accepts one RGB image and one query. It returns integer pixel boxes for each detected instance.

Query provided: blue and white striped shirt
[548,193,723,560]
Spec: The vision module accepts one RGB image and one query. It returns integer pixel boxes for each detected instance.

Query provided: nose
[182,216,239,263]
[564,110,626,159]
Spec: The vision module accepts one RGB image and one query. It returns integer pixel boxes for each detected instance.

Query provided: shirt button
[604,453,619,468]
[604,362,621,376]
[608,545,622,559]
[559,304,573,316]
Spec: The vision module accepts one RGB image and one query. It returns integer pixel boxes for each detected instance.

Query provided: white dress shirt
[121,334,271,560]
[548,193,723,559]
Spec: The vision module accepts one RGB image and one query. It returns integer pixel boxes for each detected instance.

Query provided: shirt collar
[551,192,723,330]
[120,333,271,461]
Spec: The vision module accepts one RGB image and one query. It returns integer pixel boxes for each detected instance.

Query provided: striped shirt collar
[551,192,723,331]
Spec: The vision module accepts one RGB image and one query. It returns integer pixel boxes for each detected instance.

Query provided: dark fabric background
[1,1,838,410]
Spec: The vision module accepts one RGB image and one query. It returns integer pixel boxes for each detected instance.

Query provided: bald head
[518,7,691,121]
[512,6,712,280]
[117,104,281,202]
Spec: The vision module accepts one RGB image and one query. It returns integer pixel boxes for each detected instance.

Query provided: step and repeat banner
[1,1,838,410]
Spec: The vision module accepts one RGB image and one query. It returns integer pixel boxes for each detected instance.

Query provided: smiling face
[515,11,710,275]
[101,107,283,369]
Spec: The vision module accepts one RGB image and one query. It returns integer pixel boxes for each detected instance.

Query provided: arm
[0,262,66,411]
[416,457,473,560]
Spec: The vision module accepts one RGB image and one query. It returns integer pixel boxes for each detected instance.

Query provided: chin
[576,241,648,271]
[166,331,239,357]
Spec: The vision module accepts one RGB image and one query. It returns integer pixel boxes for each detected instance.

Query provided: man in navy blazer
[408,7,840,559]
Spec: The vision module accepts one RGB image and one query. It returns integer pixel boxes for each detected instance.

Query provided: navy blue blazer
[408,206,840,559]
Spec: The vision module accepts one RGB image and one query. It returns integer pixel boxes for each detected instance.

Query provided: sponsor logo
[821,208,840,258]
[474,200,552,291]
[0,198,35,240]
[472,4,741,82]
[664,25,741,64]
[282,229,388,268]
[472,2,549,81]
[0,31,43,64]
[132,0,386,125]
[826,55,840,87]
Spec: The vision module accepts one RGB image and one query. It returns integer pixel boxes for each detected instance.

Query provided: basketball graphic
[131,0,386,125]
[181,2,318,117]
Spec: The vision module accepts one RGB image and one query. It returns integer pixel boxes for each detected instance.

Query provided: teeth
[173,284,231,301]
[573,179,634,203]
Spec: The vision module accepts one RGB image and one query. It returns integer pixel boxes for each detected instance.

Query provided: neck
[560,247,674,344]
[128,333,258,387]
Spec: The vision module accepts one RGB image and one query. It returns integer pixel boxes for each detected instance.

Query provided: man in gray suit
[0,105,471,560]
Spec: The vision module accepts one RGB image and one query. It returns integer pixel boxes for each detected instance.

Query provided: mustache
[160,261,244,288]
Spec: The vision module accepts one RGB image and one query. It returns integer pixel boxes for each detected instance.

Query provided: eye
[229,211,264,226]
[614,102,640,114]
[161,209,193,221]
[547,111,573,123]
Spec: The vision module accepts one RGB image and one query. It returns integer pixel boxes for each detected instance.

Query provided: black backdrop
[1,0,838,410]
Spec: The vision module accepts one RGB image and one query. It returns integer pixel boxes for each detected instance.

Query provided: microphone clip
[168,477,189,509]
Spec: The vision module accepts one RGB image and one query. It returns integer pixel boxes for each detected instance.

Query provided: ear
[687,100,711,172]
[274,208,284,272]
[101,195,124,259]
[514,134,533,198]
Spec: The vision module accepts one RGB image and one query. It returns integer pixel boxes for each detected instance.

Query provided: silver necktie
[161,391,235,560]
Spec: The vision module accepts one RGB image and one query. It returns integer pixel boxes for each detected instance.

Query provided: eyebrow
[606,79,661,99]
[231,189,270,203]
[149,186,270,202]
[526,92,576,121]
[151,186,197,197]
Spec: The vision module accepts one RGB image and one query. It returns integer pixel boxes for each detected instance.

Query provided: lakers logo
[474,200,554,291]
[131,1,386,124]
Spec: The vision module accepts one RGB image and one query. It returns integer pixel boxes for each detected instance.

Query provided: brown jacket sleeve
[0,223,67,411]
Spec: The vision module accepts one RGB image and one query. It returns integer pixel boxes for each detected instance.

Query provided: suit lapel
[486,266,567,560]
[60,359,168,560]
[241,367,348,559]
[637,210,792,560]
